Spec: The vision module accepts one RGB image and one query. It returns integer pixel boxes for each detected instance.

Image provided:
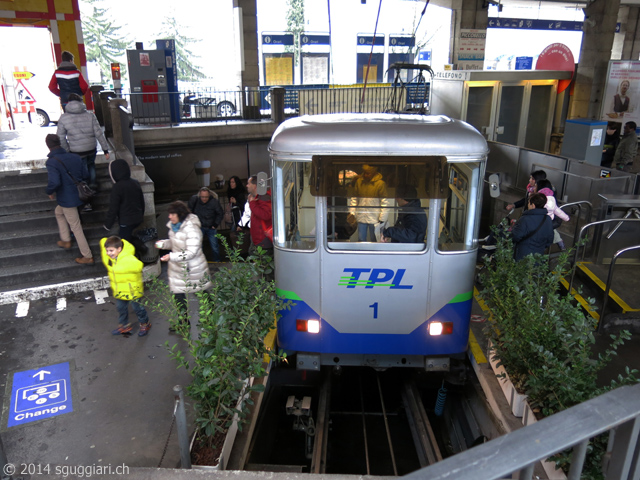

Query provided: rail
[568,218,640,295]
[402,383,640,480]
[558,200,592,249]
[600,244,640,330]
[116,82,430,126]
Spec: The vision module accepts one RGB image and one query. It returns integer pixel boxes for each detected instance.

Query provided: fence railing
[402,383,640,480]
[118,83,430,126]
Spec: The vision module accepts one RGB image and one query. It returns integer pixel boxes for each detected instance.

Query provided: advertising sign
[457,29,486,70]
[600,61,640,126]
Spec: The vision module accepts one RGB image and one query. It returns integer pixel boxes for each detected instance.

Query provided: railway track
[245,364,495,474]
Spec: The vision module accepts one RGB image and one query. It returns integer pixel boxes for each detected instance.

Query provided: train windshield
[273,157,482,252]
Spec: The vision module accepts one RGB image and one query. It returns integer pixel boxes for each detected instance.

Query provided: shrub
[479,231,637,478]
[145,235,288,450]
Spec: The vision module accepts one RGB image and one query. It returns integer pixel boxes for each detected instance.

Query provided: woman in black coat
[511,193,554,261]
[227,176,246,231]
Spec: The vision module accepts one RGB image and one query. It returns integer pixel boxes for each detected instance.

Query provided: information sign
[515,57,533,70]
[7,362,73,428]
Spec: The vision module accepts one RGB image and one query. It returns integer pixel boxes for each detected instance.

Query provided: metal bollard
[173,385,192,469]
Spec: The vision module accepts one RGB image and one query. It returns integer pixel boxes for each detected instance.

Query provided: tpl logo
[339,268,413,289]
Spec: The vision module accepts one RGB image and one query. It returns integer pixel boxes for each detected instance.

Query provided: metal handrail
[402,383,640,480]
[558,200,592,249]
[568,218,640,294]
[600,244,640,331]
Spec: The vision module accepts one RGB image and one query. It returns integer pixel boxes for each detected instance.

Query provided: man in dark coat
[511,193,554,261]
[188,187,224,262]
[44,134,93,265]
[103,159,145,244]
[381,185,427,244]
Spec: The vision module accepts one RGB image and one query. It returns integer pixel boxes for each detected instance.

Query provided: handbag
[224,203,233,224]
[55,158,95,203]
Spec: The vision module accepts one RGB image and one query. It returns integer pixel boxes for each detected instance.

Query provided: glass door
[495,84,525,145]
[464,82,498,140]
[524,83,556,152]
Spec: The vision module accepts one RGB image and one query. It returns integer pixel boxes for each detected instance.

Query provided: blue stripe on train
[277,299,470,355]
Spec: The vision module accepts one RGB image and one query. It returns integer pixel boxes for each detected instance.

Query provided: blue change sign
[7,362,73,428]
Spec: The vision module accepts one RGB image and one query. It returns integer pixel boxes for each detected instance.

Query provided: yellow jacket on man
[100,238,144,300]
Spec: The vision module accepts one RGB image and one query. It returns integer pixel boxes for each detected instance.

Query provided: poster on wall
[456,29,486,70]
[600,61,640,126]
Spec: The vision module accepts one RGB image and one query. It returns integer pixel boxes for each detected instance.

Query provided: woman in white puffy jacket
[537,180,570,250]
[156,201,212,325]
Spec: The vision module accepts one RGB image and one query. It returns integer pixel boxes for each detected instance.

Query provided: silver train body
[269,113,489,371]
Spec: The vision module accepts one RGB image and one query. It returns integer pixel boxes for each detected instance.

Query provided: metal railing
[402,383,640,480]
[558,200,592,249]
[600,244,640,328]
[117,83,430,126]
[568,218,640,295]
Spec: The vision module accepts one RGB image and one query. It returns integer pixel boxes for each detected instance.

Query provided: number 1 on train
[369,302,378,319]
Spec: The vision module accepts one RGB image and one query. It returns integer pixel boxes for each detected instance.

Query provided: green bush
[479,231,637,478]
[145,235,288,445]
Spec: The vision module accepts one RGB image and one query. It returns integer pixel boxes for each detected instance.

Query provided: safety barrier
[402,383,640,480]
[117,83,430,126]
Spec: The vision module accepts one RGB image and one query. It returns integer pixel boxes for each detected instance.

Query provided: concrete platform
[0,285,192,470]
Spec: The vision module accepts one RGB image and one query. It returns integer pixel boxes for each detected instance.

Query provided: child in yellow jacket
[101,236,151,336]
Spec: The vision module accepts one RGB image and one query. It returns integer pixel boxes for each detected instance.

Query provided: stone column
[621,6,640,60]
[449,0,488,67]
[568,0,620,119]
[233,0,260,89]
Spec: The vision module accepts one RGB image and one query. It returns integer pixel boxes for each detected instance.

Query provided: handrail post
[568,218,640,295]
[174,385,192,469]
[600,244,640,333]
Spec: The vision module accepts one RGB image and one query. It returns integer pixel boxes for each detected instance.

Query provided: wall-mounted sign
[488,17,620,32]
[262,33,295,46]
[301,34,330,46]
[389,36,415,47]
[515,56,533,70]
[357,34,385,47]
[600,60,640,125]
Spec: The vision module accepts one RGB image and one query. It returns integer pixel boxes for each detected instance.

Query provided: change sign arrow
[32,370,51,381]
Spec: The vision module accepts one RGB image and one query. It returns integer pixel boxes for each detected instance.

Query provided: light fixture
[428,321,453,336]
[296,319,321,333]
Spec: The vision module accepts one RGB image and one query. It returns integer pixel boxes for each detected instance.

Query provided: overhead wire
[327,0,334,83]
[360,0,384,111]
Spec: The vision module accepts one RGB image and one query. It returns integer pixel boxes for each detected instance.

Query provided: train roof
[268,113,489,160]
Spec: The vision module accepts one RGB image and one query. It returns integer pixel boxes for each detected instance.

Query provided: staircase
[0,163,115,295]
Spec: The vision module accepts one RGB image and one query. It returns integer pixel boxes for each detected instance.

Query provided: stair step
[0,206,111,233]
[0,238,105,268]
[0,224,111,250]
[0,259,107,290]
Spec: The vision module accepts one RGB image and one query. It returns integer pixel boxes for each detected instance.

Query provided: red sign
[536,43,575,93]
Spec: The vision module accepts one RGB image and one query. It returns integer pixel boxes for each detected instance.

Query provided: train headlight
[428,321,453,336]
[296,319,321,334]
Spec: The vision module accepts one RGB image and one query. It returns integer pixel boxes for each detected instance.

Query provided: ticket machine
[127,41,179,124]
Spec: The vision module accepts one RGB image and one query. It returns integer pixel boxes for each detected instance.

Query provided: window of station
[273,161,317,250]
[437,162,482,252]
[310,155,448,251]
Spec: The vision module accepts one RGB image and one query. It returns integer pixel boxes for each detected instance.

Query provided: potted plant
[145,236,288,468]
[479,232,638,478]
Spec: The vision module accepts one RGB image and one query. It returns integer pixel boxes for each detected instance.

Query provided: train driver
[347,165,389,242]
[381,185,427,243]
